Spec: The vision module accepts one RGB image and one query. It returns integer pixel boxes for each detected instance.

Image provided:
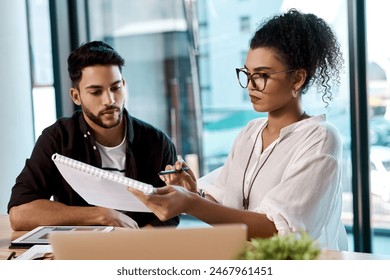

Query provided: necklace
[241,126,277,210]
[241,112,306,210]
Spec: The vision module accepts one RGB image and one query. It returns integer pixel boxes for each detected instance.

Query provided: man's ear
[292,69,307,92]
[70,87,81,106]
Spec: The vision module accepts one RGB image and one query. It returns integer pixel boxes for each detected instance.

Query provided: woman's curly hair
[250,9,344,106]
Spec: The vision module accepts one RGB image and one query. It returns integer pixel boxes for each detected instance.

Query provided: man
[8,41,179,230]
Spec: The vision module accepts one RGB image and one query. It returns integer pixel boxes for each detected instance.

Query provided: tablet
[11,226,114,247]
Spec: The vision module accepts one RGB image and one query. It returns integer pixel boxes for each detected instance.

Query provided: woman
[130,9,347,250]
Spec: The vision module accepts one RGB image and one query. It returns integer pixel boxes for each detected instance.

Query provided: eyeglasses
[235,68,295,92]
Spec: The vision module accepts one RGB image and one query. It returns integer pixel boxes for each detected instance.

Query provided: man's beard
[81,104,123,129]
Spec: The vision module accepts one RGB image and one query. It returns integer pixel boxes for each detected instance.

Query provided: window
[86,0,202,163]
[197,0,390,255]
[239,16,250,32]
[27,0,56,140]
[366,0,390,254]
[24,0,390,255]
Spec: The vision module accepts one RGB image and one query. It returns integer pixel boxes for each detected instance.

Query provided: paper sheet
[53,156,152,212]
[15,245,53,260]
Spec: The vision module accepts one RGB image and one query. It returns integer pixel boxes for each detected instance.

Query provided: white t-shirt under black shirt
[95,134,126,177]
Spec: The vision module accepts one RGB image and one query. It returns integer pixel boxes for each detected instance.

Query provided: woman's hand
[128,185,196,221]
[95,207,139,229]
[159,160,197,193]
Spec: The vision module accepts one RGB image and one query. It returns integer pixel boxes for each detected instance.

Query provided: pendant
[243,198,249,210]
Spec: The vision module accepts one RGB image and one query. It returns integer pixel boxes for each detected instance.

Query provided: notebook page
[52,153,153,212]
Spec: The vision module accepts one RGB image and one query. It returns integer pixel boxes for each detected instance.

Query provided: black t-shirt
[8,109,179,227]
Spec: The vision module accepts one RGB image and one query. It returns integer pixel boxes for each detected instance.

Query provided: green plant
[238,231,320,260]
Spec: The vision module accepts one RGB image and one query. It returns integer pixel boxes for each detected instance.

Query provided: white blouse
[198,115,347,250]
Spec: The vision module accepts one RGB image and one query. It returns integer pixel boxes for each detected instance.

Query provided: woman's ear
[70,87,81,106]
[292,69,307,92]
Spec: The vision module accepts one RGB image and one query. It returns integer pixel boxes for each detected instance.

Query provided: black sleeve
[8,115,89,212]
[7,128,61,212]
[119,117,181,227]
[141,133,180,227]
[139,133,180,227]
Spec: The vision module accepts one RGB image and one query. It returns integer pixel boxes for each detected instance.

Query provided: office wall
[0,0,34,214]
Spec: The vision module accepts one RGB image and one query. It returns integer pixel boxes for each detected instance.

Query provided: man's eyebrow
[110,80,123,86]
[84,80,122,90]
[85,85,102,90]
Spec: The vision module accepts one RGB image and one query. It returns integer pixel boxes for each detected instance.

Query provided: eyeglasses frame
[235,68,296,92]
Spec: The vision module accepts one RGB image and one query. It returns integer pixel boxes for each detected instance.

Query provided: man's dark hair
[67,41,125,88]
[250,9,343,105]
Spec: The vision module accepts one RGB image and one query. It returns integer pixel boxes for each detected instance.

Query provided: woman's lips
[249,94,261,103]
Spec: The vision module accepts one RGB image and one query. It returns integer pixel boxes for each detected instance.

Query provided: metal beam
[49,0,73,118]
[348,0,372,253]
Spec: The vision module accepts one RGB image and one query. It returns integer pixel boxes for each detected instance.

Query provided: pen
[158,166,190,175]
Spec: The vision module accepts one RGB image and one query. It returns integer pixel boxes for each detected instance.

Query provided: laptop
[49,224,247,260]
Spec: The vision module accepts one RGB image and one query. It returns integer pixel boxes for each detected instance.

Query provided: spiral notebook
[52,153,154,212]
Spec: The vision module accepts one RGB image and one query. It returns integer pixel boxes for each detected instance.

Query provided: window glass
[27,0,57,140]
[198,0,357,250]
[22,0,387,253]
[87,0,202,167]
[366,0,390,255]
[239,16,251,32]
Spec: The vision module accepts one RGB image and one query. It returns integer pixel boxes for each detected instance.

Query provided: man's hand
[9,200,139,231]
